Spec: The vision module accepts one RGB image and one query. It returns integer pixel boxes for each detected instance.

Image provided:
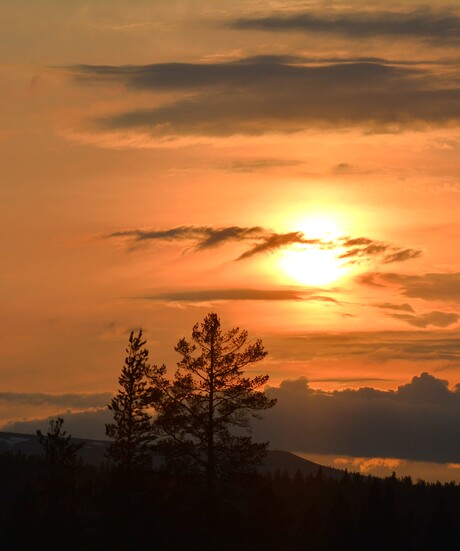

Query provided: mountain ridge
[0,430,344,479]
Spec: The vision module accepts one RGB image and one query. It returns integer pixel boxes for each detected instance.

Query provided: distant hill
[259,449,344,479]
[0,431,344,479]
[0,431,108,466]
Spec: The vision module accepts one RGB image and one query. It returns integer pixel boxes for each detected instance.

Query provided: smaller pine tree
[106,330,155,472]
[37,417,84,473]
[37,417,84,520]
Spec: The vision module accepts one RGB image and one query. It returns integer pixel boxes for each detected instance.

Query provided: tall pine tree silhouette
[106,330,159,472]
[152,312,276,500]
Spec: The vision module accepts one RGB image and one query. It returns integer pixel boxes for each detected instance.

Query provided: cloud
[340,242,422,264]
[108,224,421,266]
[70,56,460,136]
[375,301,459,328]
[253,372,460,463]
[5,373,460,463]
[229,8,460,43]
[339,243,388,261]
[265,330,460,364]
[109,225,267,250]
[376,302,415,313]
[0,391,112,408]
[390,311,459,328]
[360,272,460,302]
[382,248,422,263]
[217,158,301,173]
[140,289,339,303]
[334,456,405,476]
[337,237,423,266]
[2,408,113,441]
[236,232,320,260]
[309,377,395,384]
[396,372,456,404]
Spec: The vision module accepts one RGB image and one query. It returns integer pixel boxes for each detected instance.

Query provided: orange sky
[1,1,460,476]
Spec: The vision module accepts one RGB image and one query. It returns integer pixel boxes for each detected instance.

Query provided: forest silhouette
[0,313,459,550]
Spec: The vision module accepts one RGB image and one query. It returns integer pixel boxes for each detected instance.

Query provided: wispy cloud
[383,249,422,263]
[107,224,422,266]
[109,225,266,250]
[69,55,460,136]
[229,8,460,43]
[360,272,460,302]
[216,158,302,173]
[139,289,339,303]
[374,302,458,328]
[265,330,460,364]
[376,302,415,313]
[236,232,320,260]
[390,311,459,328]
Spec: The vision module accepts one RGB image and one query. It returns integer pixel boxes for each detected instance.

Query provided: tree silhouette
[152,312,276,502]
[106,330,160,472]
[37,417,84,475]
[36,417,84,528]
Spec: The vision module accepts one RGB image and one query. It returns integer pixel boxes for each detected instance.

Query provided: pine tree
[37,417,84,523]
[37,417,84,473]
[151,312,277,499]
[106,330,160,472]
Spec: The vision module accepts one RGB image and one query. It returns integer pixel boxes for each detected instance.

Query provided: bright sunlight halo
[278,215,350,287]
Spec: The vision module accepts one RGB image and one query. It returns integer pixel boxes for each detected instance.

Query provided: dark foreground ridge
[0,430,342,477]
[1,431,459,550]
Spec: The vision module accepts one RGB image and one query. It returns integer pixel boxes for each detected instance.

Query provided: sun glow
[278,214,350,286]
[279,246,348,286]
[296,214,343,241]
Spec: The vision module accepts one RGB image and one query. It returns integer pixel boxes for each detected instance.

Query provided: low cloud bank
[0,391,111,408]
[4,373,460,464]
[2,408,113,442]
[254,372,460,463]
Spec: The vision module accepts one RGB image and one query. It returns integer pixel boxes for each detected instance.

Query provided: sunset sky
[2,0,460,481]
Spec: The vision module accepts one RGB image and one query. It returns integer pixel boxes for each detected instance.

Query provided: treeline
[0,449,459,550]
[1,312,459,549]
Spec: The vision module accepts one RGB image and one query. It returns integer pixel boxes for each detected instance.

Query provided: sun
[277,214,350,287]
[279,246,348,286]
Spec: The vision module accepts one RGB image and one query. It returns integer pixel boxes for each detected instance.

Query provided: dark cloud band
[229,8,460,42]
[254,372,460,463]
[71,56,460,136]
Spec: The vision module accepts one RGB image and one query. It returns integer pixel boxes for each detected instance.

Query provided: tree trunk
[206,329,216,547]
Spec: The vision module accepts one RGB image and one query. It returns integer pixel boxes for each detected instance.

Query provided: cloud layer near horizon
[254,372,460,463]
[5,372,460,464]
[0,391,111,408]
